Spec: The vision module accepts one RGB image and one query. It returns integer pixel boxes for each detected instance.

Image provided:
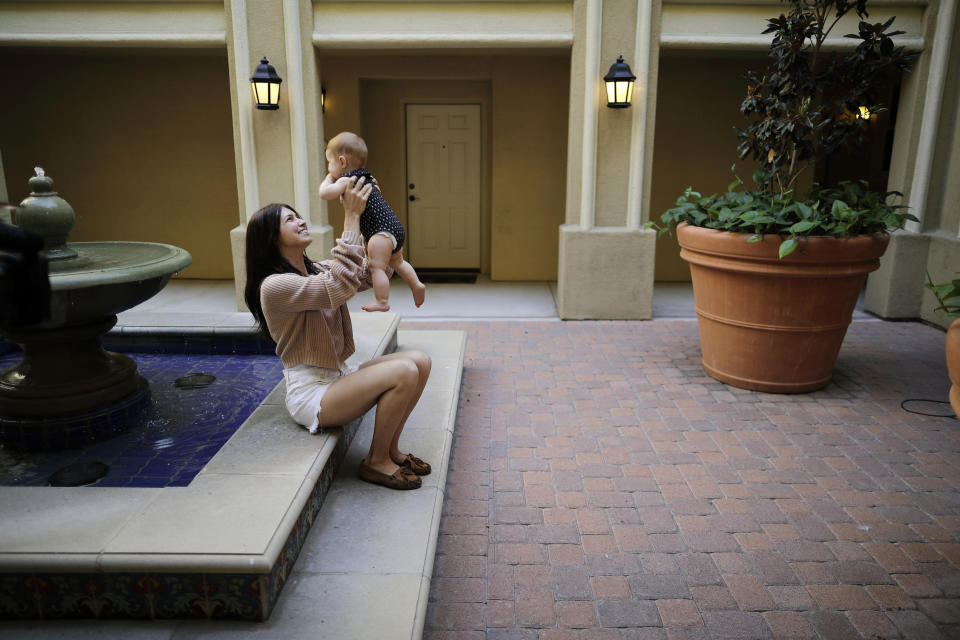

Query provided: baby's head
[325,132,367,180]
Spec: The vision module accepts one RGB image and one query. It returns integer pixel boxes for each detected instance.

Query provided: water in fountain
[0,347,283,486]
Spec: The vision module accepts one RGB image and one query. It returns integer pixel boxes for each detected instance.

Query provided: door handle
[409,195,417,201]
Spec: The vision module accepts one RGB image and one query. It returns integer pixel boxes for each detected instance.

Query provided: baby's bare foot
[362,300,391,312]
[413,283,426,308]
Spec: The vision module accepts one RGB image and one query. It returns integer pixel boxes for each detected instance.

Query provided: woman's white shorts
[283,363,355,433]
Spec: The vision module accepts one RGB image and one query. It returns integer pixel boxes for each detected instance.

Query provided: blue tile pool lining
[0,314,406,622]
[0,336,283,488]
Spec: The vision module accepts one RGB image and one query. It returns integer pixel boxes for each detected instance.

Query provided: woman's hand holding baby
[340,176,372,235]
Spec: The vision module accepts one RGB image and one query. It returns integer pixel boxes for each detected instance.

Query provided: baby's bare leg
[363,235,394,312]
[391,251,426,308]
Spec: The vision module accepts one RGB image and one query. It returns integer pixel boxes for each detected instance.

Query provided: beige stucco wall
[863,0,960,329]
[318,52,568,281]
[490,56,569,280]
[231,0,298,213]
[1,0,952,322]
[594,0,638,227]
[917,0,960,328]
[0,49,237,279]
[924,0,960,236]
[936,96,960,237]
[650,52,768,281]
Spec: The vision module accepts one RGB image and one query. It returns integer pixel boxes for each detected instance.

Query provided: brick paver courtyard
[417,319,960,640]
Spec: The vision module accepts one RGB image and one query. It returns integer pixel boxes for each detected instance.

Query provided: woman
[245,177,431,490]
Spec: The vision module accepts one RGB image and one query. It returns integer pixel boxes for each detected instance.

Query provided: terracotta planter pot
[676,223,889,393]
[947,319,960,418]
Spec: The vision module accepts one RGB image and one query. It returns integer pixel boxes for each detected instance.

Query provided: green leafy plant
[646,0,918,257]
[926,273,960,318]
[650,168,916,258]
[738,0,916,195]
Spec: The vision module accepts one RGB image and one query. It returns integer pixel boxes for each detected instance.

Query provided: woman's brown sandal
[358,460,421,490]
[398,453,431,476]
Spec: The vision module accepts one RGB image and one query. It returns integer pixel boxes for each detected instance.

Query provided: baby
[319,131,425,312]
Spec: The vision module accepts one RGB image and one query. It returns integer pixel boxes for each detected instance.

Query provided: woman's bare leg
[362,235,395,312]
[318,357,421,477]
[358,350,431,462]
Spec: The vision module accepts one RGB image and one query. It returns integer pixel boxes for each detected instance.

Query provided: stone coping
[0,313,465,625]
[0,311,397,563]
[279,329,466,638]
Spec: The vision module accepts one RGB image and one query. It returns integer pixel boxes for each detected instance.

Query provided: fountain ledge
[0,312,467,632]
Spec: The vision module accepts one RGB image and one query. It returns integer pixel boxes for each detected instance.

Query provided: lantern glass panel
[252,81,281,107]
[606,79,634,106]
[252,82,266,105]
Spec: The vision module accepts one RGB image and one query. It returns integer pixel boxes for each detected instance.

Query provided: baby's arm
[318,175,352,200]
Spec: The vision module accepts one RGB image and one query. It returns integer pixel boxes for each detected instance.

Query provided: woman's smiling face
[278,206,311,251]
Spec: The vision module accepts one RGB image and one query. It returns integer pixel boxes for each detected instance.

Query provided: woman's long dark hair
[244,203,320,339]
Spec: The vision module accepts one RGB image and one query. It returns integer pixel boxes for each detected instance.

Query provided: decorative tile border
[0,415,362,621]
[104,329,277,356]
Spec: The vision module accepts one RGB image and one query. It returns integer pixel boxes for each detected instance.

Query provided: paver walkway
[418,319,960,640]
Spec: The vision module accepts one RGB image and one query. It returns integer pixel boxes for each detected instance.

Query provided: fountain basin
[0,241,191,450]
[46,242,193,326]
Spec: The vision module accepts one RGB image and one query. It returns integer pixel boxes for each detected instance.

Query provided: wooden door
[405,104,481,269]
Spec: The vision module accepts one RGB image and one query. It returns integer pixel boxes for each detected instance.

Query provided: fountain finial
[16,167,77,261]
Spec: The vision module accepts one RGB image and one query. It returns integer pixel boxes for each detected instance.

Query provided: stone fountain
[0,168,192,451]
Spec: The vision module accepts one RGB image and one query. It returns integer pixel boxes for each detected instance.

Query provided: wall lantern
[250,57,282,110]
[857,106,871,120]
[321,87,326,113]
[604,55,636,108]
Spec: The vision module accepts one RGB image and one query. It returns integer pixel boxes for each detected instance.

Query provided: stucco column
[557,0,658,319]
[0,150,10,226]
[225,0,328,310]
[865,0,960,324]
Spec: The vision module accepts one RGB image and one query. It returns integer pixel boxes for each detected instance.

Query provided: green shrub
[926,274,960,318]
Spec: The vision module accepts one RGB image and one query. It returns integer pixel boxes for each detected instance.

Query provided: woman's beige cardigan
[260,230,371,368]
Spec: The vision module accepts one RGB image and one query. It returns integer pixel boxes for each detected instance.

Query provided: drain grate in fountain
[174,373,216,389]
